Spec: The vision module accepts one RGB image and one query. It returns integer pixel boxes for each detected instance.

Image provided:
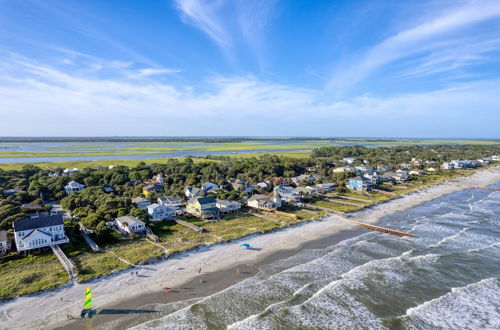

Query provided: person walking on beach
[236,268,240,275]
[198,267,201,274]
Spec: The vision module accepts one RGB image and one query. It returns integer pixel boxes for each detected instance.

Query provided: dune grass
[0,253,69,300]
[72,251,129,283]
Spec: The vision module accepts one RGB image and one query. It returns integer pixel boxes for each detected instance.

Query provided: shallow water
[91,186,500,330]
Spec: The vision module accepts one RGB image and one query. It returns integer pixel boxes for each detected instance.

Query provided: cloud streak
[175,0,232,51]
[328,0,500,92]
[1,54,499,137]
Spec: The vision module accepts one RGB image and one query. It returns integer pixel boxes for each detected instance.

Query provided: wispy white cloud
[1,54,499,136]
[328,0,500,92]
[175,0,232,50]
[174,0,277,65]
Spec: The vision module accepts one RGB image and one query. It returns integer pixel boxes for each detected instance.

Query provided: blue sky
[1,0,499,137]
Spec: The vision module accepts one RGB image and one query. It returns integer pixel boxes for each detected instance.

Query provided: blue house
[347,176,374,191]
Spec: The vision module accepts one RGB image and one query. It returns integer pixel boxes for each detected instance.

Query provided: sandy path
[1,165,499,330]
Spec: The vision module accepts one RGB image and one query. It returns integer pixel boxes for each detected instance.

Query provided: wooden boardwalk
[175,219,206,233]
[51,244,76,280]
[305,204,345,216]
[326,198,363,207]
[249,212,283,224]
[336,195,371,203]
[79,222,101,252]
[344,219,414,238]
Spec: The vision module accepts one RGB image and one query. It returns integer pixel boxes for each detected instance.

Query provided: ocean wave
[399,278,500,330]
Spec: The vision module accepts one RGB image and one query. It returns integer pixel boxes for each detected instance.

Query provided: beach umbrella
[240,243,251,248]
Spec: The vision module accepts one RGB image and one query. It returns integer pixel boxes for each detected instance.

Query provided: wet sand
[56,227,366,330]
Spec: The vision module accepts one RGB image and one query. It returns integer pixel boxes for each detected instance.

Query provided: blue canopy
[240,243,251,248]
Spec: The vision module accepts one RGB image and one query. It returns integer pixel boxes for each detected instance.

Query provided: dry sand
[1,165,499,330]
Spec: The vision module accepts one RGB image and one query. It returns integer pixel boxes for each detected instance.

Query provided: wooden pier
[344,219,414,238]
[473,186,500,191]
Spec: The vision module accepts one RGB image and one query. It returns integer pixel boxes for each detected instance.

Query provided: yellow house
[186,196,219,220]
[143,184,156,197]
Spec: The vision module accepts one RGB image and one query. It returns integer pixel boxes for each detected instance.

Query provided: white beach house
[13,214,69,252]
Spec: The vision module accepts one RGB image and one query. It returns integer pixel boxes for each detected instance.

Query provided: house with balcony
[157,195,184,209]
[64,181,84,195]
[13,214,69,252]
[147,203,177,221]
[347,176,374,191]
[186,196,219,220]
[354,165,374,175]
[115,216,146,235]
[247,194,282,211]
[184,186,203,199]
[132,197,151,209]
[216,199,241,213]
[315,183,336,192]
[274,185,301,203]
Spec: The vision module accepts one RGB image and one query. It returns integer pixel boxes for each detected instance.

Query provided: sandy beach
[1,165,499,330]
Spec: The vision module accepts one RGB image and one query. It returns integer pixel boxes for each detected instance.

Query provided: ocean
[97,186,500,330]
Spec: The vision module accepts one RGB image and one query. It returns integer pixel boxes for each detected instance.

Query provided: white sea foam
[401,278,500,330]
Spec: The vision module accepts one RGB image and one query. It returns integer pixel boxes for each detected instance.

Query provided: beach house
[157,195,184,209]
[115,216,146,235]
[64,181,85,195]
[315,183,336,192]
[216,199,241,213]
[132,197,151,209]
[13,214,69,252]
[274,185,301,203]
[247,194,282,211]
[291,174,315,186]
[184,186,203,199]
[229,178,247,191]
[186,196,219,220]
[332,166,354,173]
[143,184,160,197]
[347,176,374,191]
[201,182,220,193]
[147,203,177,221]
[354,165,374,175]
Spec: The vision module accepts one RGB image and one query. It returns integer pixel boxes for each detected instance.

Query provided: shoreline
[1,165,499,330]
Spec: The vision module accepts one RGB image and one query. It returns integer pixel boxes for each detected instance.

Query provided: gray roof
[189,196,216,205]
[0,230,7,241]
[116,216,144,226]
[158,196,182,203]
[216,199,240,206]
[13,214,64,232]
